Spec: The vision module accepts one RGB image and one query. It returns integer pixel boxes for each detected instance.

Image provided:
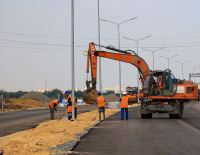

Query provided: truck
[84,42,198,119]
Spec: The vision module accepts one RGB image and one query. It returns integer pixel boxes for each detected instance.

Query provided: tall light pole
[97,0,102,93]
[123,35,151,104]
[141,47,166,70]
[159,55,178,69]
[71,0,75,120]
[175,60,190,79]
[100,17,138,97]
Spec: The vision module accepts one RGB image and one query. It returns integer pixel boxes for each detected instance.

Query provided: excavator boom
[86,42,150,89]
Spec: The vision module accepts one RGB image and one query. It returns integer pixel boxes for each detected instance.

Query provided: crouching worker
[120,92,129,120]
[49,99,60,120]
[97,92,106,121]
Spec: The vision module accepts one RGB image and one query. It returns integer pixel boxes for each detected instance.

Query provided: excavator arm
[86,42,150,89]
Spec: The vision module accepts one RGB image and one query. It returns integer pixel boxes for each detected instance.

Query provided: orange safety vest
[67,105,72,113]
[49,99,59,110]
[97,96,105,107]
[120,96,128,108]
[67,95,77,108]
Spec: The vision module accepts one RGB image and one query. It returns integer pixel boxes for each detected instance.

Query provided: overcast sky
[1,0,200,91]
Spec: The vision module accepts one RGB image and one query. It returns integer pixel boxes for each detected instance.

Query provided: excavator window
[187,87,194,93]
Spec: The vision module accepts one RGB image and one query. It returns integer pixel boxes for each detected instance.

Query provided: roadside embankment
[0,108,121,155]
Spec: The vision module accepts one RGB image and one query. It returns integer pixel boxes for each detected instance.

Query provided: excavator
[84,42,198,119]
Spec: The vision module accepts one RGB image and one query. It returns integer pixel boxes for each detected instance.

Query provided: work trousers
[98,107,105,121]
[49,108,54,120]
[121,108,128,120]
[75,108,77,119]
[68,108,77,120]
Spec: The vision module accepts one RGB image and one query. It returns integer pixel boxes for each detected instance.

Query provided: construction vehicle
[84,42,198,119]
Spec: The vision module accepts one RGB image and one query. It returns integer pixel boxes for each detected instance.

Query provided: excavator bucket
[83,88,98,105]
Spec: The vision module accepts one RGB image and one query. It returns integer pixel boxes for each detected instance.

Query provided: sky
[0,0,200,92]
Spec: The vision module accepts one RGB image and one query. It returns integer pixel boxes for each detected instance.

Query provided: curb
[50,121,101,155]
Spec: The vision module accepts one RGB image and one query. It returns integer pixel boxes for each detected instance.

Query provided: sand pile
[20,91,50,103]
[0,109,118,155]
[4,98,47,110]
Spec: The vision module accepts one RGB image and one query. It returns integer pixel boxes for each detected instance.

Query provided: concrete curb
[50,121,101,155]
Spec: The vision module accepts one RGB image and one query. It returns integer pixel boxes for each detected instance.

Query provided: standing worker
[65,92,78,120]
[66,93,72,120]
[97,92,106,121]
[49,99,60,120]
[120,92,129,120]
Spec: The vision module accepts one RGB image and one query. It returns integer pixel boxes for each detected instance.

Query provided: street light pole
[159,55,178,70]
[141,47,166,70]
[100,17,138,98]
[97,0,102,93]
[71,0,75,120]
[175,60,190,79]
[123,35,151,104]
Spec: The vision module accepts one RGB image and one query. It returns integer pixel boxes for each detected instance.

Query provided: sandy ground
[1,98,47,112]
[0,108,121,155]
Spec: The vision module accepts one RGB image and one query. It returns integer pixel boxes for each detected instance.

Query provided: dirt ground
[0,108,119,155]
[1,98,47,111]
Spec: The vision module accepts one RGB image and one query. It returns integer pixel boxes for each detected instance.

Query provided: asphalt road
[0,105,97,137]
[72,102,200,155]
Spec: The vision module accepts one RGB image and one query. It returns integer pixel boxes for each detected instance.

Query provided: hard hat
[122,92,127,95]
[58,98,62,103]
[64,90,71,95]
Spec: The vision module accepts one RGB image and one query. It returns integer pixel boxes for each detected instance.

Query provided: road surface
[0,105,97,137]
[72,102,200,155]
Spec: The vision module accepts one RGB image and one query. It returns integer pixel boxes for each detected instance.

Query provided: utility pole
[71,0,75,120]
[97,0,102,93]
[141,47,166,70]
[123,35,151,104]
[101,17,138,97]
[175,60,190,79]
[159,55,178,70]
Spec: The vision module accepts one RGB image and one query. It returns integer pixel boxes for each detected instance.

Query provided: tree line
[0,89,115,99]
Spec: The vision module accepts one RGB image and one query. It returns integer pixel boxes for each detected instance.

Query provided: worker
[66,93,72,120]
[97,92,106,121]
[120,92,129,120]
[66,92,78,120]
[49,99,60,120]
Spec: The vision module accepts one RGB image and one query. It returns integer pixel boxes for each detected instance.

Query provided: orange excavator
[84,42,198,119]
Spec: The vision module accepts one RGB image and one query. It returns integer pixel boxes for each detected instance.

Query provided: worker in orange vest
[97,92,106,121]
[49,99,60,120]
[66,93,78,120]
[66,94,72,120]
[120,92,129,120]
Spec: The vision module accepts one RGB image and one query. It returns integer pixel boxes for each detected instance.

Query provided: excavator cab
[162,69,176,96]
[149,69,176,96]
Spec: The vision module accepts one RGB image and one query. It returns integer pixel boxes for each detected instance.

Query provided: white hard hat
[122,92,127,95]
